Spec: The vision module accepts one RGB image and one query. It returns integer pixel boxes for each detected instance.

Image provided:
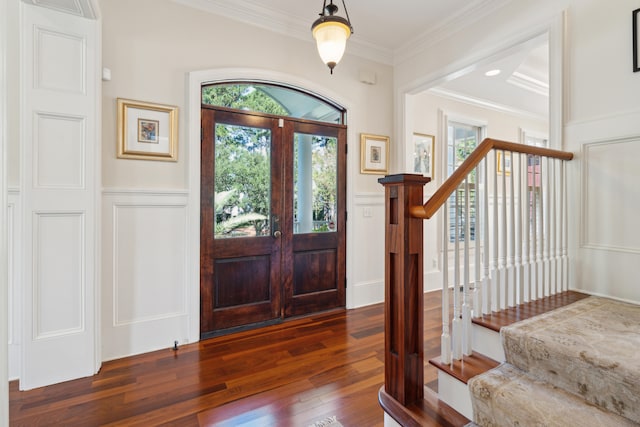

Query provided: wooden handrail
[410,138,574,219]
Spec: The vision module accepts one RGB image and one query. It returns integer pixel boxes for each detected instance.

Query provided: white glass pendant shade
[312,20,351,72]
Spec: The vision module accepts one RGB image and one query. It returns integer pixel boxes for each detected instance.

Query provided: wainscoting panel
[34,25,85,94]
[8,189,21,381]
[33,212,85,339]
[351,192,386,307]
[102,189,190,361]
[566,112,640,304]
[582,137,640,254]
[33,112,85,188]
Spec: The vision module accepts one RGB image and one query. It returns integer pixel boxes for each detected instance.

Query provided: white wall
[394,0,640,304]
[99,0,394,359]
[563,0,640,303]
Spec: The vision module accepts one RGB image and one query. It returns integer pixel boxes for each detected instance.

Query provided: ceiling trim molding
[507,71,549,97]
[429,87,547,121]
[172,0,393,64]
[393,0,512,65]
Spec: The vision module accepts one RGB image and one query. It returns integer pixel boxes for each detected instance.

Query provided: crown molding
[393,0,513,65]
[172,0,394,64]
[507,71,549,97]
[429,87,547,121]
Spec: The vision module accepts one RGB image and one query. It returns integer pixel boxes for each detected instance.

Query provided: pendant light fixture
[311,0,353,74]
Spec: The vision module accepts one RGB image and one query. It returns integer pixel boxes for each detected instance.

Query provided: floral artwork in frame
[413,133,435,179]
[117,98,178,161]
[360,133,389,174]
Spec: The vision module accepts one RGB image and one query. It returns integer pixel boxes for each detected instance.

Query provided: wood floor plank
[10,290,466,427]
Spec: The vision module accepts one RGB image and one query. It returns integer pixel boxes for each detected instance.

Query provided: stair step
[472,290,590,332]
[429,352,500,384]
[469,363,638,427]
[502,296,640,423]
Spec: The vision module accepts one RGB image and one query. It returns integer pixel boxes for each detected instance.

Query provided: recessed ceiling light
[485,69,501,77]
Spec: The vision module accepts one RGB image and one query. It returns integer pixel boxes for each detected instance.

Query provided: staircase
[468,295,640,426]
[376,139,640,426]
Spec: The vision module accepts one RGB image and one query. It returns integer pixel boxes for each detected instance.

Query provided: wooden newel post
[378,174,430,406]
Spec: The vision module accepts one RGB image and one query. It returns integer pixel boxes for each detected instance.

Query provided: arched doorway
[199,82,347,337]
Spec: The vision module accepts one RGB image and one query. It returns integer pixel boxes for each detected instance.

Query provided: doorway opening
[199,83,347,337]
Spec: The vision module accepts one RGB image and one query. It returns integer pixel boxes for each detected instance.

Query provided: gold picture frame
[117,98,178,161]
[412,133,435,178]
[360,133,389,174]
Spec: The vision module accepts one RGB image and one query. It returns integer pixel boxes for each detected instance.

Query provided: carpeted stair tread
[500,296,640,423]
[468,363,638,427]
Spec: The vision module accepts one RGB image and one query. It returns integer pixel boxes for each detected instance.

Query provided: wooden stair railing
[378,138,574,417]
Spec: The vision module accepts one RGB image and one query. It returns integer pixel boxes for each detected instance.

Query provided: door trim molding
[186,68,357,342]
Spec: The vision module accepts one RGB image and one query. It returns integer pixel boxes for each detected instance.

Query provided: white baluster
[543,157,553,296]
[550,158,558,294]
[523,155,531,302]
[452,187,462,361]
[516,152,524,304]
[492,150,500,312]
[529,156,540,300]
[500,150,508,310]
[474,163,482,317]
[541,157,549,297]
[463,177,472,356]
[508,151,516,307]
[561,160,569,291]
[441,196,451,364]
[483,156,492,316]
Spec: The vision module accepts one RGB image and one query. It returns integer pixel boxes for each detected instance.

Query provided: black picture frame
[634,8,640,72]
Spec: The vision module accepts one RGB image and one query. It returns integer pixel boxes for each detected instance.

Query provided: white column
[296,134,314,233]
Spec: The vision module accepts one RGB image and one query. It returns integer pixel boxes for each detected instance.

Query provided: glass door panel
[214,123,271,239]
[293,133,338,234]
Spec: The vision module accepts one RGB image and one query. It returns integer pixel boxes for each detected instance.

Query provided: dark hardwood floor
[10,291,449,427]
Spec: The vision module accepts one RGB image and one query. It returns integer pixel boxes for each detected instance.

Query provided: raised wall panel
[34,112,85,188]
[7,202,15,346]
[7,190,21,381]
[102,190,189,361]
[35,26,85,94]
[33,212,84,338]
[113,204,187,325]
[583,137,640,253]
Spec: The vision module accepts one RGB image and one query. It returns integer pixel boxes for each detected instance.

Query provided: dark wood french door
[200,106,346,337]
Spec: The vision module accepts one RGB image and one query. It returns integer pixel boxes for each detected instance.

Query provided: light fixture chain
[319,0,328,16]
[341,0,353,32]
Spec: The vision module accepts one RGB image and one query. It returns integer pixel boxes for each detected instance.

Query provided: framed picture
[117,98,178,161]
[360,133,389,174]
[634,8,640,72]
[497,151,512,175]
[413,133,435,178]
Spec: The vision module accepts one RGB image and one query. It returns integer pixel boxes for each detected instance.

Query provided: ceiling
[175,0,549,119]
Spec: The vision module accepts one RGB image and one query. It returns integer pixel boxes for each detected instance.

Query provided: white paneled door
[20,3,100,389]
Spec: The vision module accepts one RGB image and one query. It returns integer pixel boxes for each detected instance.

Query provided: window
[202,82,344,124]
[447,121,482,242]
